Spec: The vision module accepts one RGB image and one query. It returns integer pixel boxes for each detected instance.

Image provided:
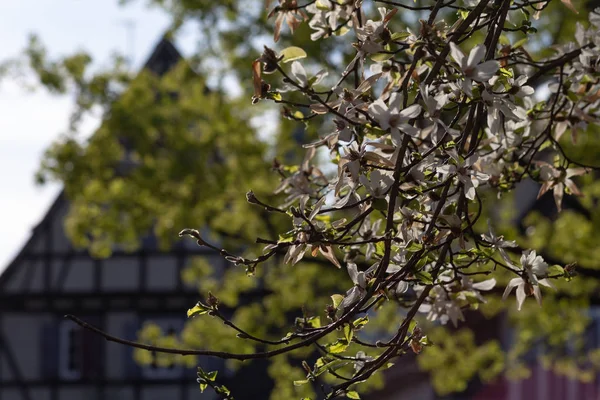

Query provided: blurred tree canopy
[5,0,600,398]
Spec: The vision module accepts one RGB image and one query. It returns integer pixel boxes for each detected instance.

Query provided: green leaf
[187,302,209,318]
[294,379,311,386]
[344,324,354,343]
[347,391,361,399]
[549,264,565,276]
[206,370,218,381]
[420,336,434,346]
[331,294,344,309]
[498,34,510,46]
[406,241,423,252]
[306,316,322,328]
[314,358,349,376]
[391,32,411,41]
[278,232,296,243]
[199,383,208,393]
[353,316,369,329]
[372,198,388,211]
[513,38,528,49]
[316,0,330,9]
[328,339,350,354]
[280,46,307,63]
[215,386,231,396]
[370,52,394,62]
[415,271,433,284]
[498,67,513,78]
[267,91,282,101]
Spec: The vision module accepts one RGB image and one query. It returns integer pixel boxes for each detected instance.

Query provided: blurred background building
[0,38,228,400]
[2,2,600,400]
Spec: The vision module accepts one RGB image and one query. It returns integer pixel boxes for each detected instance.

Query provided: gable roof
[0,36,184,287]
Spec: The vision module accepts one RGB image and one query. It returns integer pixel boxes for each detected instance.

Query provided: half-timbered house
[0,37,230,400]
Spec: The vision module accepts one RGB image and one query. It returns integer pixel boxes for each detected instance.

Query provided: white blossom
[503,250,554,310]
[449,43,500,96]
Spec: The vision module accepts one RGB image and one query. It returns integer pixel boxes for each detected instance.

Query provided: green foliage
[8,0,600,398]
[418,328,505,395]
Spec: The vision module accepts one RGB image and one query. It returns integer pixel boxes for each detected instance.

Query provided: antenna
[118,19,136,68]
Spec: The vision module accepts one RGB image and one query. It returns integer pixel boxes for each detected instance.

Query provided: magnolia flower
[368,92,422,145]
[458,277,497,303]
[420,84,460,144]
[354,7,392,42]
[268,0,307,42]
[419,286,465,327]
[343,8,397,74]
[281,61,327,91]
[357,218,382,261]
[509,75,535,98]
[305,1,350,41]
[552,105,597,143]
[275,147,325,205]
[480,220,517,264]
[438,154,490,200]
[503,250,554,310]
[311,73,381,117]
[386,264,410,295]
[536,161,587,212]
[354,351,374,372]
[338,141,395,188]
[449,43,499,96]
[360,170,394,198]
[339,263,367,311]
[482,90,528,135]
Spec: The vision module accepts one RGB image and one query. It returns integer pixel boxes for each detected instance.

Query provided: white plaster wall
[3,265,27,292]
[146,257,177,291]
[63,259,95,292]
[101,256,138,291]
[1,313,52,381]
[27,260,45,292]
[50,202,72,253]
[104,312,137,380]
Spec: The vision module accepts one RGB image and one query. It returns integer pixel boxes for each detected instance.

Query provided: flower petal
[472,61,500,81]
[538,278,555,289]
[347,262,359,285]
[400,104,422,119]
[472,278,497,291]
[532,285,542,307]
[396,281,409,294]
[516,283,526,311]
[339,286,362,311]
[449,42,465,67]
[467,44,487,68]
[553,184,564,212]
[502,277,522,300]
[368,99,391,130]
[291,61,308,86]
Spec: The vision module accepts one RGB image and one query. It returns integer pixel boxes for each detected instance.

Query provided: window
[141,318,184,380]
[586,306,600,349]
[59,321,83,380]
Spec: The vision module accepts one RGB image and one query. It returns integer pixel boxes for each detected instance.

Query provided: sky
[0,1,200,270]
